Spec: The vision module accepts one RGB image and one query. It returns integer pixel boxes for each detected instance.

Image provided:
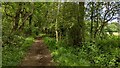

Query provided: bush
[44,37,90,66]
[44,36,120,66]
[2,36,34,66]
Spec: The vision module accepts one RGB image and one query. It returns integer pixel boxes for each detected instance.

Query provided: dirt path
[19,37,53,66]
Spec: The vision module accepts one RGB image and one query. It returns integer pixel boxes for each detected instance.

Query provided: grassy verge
[43,36,120,66]
[43,37,90,66]
[2,36,34,66]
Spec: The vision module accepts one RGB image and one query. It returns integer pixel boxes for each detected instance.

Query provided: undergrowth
[2,35,34,66]
[44,36,120,67]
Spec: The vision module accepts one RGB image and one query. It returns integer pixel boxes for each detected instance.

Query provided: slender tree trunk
[90,2,94,42]
[13,3,22,31]
[79,2,85,44]
[55,2,60,43]
[55,18,58,42]
[28,14,32,35]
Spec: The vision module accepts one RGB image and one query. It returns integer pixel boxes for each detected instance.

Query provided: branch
[104,6,117,21]
[18,3,34,30]
[22,3,34,23]
[105,11,115,23]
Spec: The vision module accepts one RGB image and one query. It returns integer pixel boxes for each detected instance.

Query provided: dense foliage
[1,2,120,67]
[44,36,120,66]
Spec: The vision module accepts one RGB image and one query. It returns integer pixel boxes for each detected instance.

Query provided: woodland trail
[19,37,53,66]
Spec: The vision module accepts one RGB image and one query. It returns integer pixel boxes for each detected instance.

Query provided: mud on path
[19,37,53,66]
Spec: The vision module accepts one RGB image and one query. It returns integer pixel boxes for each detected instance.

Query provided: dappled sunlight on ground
[20,38,53,66]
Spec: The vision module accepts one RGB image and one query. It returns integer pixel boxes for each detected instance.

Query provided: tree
[67,2,85,46]
[86,2,118,40]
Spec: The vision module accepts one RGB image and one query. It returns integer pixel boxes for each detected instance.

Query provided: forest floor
[19,37,54,66]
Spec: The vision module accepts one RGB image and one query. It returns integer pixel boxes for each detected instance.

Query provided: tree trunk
[90,2,94,42]
[13,3,22,31]
[55,2,60,43]
[68,2,85,46]
[79,2,85,44]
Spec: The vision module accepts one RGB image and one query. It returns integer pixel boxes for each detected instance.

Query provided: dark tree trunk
[13,3,22,31]
[68,2,85,46]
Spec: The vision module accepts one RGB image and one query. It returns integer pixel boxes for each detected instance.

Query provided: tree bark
[13,3,22,31]
[68,2,85,46]
[55,2,60,43]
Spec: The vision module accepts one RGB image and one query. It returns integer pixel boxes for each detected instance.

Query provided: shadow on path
[19,37,53,66]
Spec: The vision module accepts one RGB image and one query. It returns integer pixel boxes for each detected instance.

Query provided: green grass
[2,35,119,66]
[43,36,120,66]
[44,37,90,66]
[2,36,34,66]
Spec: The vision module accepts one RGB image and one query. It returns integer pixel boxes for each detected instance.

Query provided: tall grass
[2,36,34,66]
[43,36,120,66]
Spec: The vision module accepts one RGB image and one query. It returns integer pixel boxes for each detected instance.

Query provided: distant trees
[2,2,119,47]
[2,2,120,67]
[3,2,34,33]
[86,2,119,40]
